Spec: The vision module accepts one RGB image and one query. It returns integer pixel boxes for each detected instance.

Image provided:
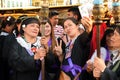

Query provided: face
[64,19,79,39]
[23,23,40,38]
[67,11,77,20]
[40,22,51,37]
[106,30,120,49]
[6,24,15,33]
[49,15,59,26]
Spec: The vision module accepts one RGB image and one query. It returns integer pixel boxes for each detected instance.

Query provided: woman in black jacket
[8,17,46,80]
[58,17,91,80]
[0,16,16,80]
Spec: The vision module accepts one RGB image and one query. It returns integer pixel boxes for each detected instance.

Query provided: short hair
[68,6,82,21]
[20,17,40,35]
[49,10,59,18]
[101,24,120,47]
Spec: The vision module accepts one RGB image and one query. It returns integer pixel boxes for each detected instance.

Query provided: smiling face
[44,22,52,37]
[23,23,40,38]
[64,19,79,39]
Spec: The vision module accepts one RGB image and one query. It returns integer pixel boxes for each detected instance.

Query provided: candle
[93,0,103,4]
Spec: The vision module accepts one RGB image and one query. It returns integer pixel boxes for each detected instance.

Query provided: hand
[93,57,106,72]
[81,17,93,33]
[86,60,93,72]
[93,68,101,78]
[34,47,46,60]
[54,40,63,56]
[40,36,48,46]
[40,36,48,52]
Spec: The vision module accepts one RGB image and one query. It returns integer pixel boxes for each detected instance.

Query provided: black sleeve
[101,67,120,80]
[45,50,61,73]
[8,41,41,72]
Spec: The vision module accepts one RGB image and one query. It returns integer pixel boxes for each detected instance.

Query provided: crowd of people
[0,5,120,80]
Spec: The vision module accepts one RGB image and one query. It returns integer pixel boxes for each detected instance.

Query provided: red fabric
[31,47,37,53]
[89,23,107,58]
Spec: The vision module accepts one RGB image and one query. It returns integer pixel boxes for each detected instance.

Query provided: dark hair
[20,17,40,35]
[63,17,79,28]
[0,16,16,29]
[49,10,59,18]
[16,15,28,24]
[68,6,82,21]
[101,24,120,47]
[13,15,28,36]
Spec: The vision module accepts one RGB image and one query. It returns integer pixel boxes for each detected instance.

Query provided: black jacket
[8,40,41,80]
[62,32,91,80]
[8,37,66,80]
[100,60,120,80]
[45,38,66,80]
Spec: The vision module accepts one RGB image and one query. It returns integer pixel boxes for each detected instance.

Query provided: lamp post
[39,0,49,80]
[92,0,105,58]
[112,0,120,25]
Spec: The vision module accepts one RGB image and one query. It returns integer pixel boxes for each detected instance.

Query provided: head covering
[20,17,40,35]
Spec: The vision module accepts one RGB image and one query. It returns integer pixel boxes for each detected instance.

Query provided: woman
[13,15,28,37]
[40,19,65,80]
[93,24,120,80]
[0,16,16,80]
[8,17,46,80]
[59,17,90,80]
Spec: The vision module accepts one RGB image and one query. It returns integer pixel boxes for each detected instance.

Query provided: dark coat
[45,38,66,80]
[8,40,41,80]
[100,60,120,80]
[62,32,91,80]
[0,35,6,80]
[8,37,66,80]
[2,34,19,80]
[0,31,12,80]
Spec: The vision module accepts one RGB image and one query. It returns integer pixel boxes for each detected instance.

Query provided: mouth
[45,31,50,34]
[33,32,38,34]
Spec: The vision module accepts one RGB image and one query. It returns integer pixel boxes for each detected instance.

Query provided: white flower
[7,16,11,21]
[22,24,26,28]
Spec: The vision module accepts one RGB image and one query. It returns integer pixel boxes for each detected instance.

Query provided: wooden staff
[40,0,49,80]
[92,0,105,79]
[41,24,45,80]
[92,0,105,58]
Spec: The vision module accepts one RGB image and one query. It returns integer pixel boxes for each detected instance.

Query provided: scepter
[92,0,105,80]
[92,0,105,58]
[39,0,49,80]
